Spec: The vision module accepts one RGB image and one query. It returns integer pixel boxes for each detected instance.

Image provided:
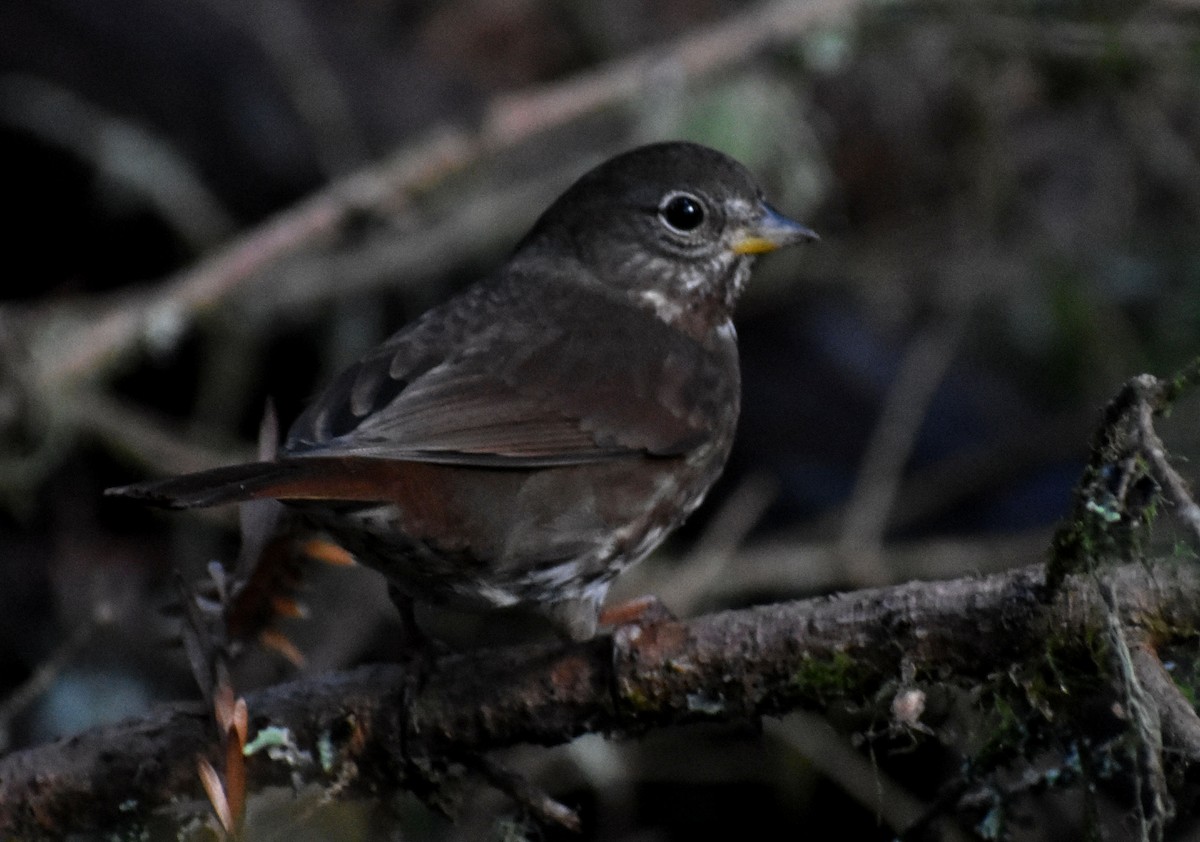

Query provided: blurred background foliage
[2,0,1200,839]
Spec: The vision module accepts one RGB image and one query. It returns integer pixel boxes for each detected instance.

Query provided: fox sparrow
[108,142,817,640]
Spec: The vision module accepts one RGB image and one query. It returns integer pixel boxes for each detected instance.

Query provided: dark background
[2,0,1199,839]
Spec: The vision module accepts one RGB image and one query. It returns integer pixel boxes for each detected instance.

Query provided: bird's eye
[659,193,706,233]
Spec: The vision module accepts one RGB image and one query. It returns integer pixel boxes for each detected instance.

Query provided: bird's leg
[598,594,676,629]
[386,584,451,670]
[388,586,422,647]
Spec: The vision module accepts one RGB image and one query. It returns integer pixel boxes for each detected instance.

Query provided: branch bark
[2,559,1197,837]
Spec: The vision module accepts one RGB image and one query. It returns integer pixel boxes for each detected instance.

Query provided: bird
[108,141,817,641]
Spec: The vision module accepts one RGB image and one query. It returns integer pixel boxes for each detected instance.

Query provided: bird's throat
[635,257,751,341]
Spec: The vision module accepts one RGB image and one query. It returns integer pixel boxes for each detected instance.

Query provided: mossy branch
[1049,358,1200,586]
[2,560,1199,838]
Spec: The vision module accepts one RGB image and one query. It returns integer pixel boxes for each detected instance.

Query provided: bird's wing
[284,273,736,467]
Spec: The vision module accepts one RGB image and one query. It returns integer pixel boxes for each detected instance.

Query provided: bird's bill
[729,204,819,254]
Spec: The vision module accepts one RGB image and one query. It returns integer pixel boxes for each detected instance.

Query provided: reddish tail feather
[105,457,407,509]
[106,461,308,508]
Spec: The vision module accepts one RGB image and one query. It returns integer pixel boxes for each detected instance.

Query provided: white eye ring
[658,192,707,233]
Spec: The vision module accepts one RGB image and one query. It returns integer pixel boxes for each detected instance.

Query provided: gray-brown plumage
[108,142,817,640]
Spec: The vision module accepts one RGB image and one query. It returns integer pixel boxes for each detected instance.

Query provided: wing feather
[284,270,736,467]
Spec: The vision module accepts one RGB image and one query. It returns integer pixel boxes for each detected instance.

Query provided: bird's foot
[387,585,449,680]
[598,593,676,630]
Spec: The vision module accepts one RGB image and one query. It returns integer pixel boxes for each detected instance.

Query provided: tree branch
[2,560,1198,837]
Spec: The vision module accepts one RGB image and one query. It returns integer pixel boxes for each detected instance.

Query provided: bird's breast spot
[638,288,683,323]
[469,582,522,608]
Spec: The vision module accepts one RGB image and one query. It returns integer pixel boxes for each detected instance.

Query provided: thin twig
[1135,397,1200,545]
[0,615,104,751]
[28,127,479,388]
[201,0,369,177]
[812,409,1089,537]
[0,74,236,251]
[1100,581,1170,842]
[766,714,972,841]
[1127,641,1200,764]
[470,754,582,833]
[838,312,969,582]
[67,390,253,476]
[623,532,1050,607]
[483,0,853,143]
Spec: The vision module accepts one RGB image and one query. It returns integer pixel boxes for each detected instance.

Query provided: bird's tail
[105,457,413,509]
[105,461,316,509]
